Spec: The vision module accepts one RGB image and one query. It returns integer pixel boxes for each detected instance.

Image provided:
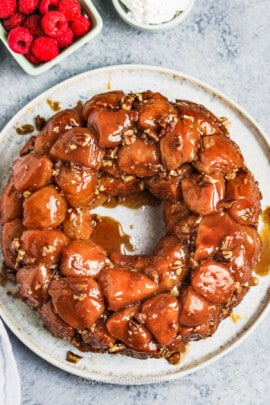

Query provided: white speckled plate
[0,65,269,385]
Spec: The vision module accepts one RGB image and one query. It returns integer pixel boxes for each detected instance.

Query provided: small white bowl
[112,0,195,32]
[0,0,103,76]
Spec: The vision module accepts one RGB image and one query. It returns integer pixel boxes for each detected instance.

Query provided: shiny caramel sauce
[66,351,82,364]
[253,206,270,276]
[249,276,259,287]
[47,99,61,111]
[35,114,46,131]
[16,124,35,135]
[97,191,161,255]
[103,190,161,209]
[92,215,135,256]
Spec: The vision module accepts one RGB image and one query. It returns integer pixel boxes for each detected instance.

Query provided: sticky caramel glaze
[0,89,263,364]
[249,276,259,287]
[91,215,135,255]
[253,206,270,276]
[47,99,61,112]
[16,124,35,135]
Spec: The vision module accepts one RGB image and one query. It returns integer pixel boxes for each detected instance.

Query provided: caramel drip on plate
[47,99,61,112]
[16,124,35,135]
[92,215,135,256]
[254,206,270,276]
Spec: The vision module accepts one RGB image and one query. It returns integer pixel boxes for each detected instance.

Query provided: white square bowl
[0,0,103,76]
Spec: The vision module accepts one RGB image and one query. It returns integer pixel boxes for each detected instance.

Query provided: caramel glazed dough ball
[0,90,262,364]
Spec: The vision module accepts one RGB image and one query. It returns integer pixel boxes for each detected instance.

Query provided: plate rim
[0,64,269,385]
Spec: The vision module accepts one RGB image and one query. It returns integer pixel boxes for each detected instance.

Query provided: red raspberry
[2,12,26,31]
[8,27,33,54]
[18,0,39,15]
[24,14,43,37]
[70,15,91,38]
[0,0,16,19]
[31,36,59,61]
[25,50,41,65]
[58,0,81,21]
[39,0,60,15]
[41,11,68,38]
[56,27,73,48]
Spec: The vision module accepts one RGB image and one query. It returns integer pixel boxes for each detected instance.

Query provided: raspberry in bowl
[0,0,103,75]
